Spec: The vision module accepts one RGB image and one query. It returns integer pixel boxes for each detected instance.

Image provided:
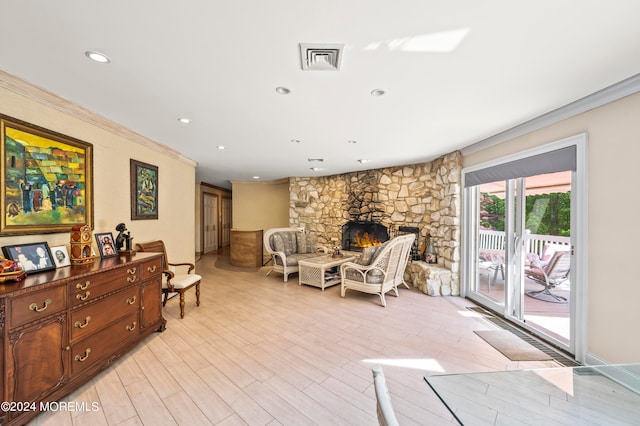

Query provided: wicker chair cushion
[344,268,384,284]
[296,232,317,254]
[270,232,297,255]
[274,252,322,266]
[356,246,380,266]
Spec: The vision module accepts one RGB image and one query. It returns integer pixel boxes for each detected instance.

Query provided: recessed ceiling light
[253,176,260,179]
[217,145,225,150]
[308,158,324,162]
[275,86,291,95]
[310,167,324,171]
[347,140,357,144]
[358,159,370,164]
[85,51,111,63]
[370,89,385,96]
[178,117,192,124]
[291,139,301,143]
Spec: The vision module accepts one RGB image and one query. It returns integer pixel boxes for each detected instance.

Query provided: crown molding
[462,73,640,155]
[0,69,197,167]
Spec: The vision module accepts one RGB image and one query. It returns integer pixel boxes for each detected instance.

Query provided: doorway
[203,193,218,254]
[463,135,587,360]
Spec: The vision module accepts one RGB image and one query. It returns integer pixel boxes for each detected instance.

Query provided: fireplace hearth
[341,221,389,252]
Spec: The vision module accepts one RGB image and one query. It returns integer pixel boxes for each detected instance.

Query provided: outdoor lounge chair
[525,250,571,303]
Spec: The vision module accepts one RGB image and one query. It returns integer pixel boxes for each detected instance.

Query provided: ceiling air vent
[299,43,344,71]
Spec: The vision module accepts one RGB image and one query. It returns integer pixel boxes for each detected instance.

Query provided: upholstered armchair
[135,240,201,318]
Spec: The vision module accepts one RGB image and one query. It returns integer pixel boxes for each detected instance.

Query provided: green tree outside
[480,192,571,236]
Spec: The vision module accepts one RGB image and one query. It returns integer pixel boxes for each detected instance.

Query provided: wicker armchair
[263,227,328,282]
[340,234,415,307]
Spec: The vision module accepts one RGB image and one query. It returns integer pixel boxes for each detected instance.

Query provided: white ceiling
[2,1,640,189]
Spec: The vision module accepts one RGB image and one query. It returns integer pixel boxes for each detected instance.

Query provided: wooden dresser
[0,252,166,426]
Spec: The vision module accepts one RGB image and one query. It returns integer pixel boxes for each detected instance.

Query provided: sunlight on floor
[526,314,570,341]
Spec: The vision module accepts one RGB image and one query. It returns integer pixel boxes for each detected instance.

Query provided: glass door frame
[461,134,588,362]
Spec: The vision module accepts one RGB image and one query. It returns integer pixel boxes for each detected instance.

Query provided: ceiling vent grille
[299,43,344,71]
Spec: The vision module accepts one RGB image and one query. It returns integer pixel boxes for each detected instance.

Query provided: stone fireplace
[288,151,462,296]
[341,221,389,252]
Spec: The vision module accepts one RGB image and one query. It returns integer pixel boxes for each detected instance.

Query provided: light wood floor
[30,252,562,426]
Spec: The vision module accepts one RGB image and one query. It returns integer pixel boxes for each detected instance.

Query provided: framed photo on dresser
[2,241,56,273]
[95,232,118,258]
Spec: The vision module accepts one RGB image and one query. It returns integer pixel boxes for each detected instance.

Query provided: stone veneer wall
[289,151,462,295]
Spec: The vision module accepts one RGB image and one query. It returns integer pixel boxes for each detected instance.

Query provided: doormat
[467,307,580,367]
[474,330,553,361]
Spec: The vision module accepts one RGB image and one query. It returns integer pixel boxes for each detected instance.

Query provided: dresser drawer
[70,286,139,343]
[9,286,67,329]
[70,265,139,305]
[140,256,163,280]
[70,311,139,376]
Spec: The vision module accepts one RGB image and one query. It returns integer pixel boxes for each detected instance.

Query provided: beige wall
[463,92,640,363]
[231,179,289,260]
[0,82,197,264]
[231,179,289,231]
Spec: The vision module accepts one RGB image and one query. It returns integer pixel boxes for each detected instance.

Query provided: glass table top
[424,364,640,425]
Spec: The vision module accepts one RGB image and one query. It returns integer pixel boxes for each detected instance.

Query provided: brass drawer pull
[75,348,91,362]
[126,321,137,332]
[29,299,52,313]
[75,316,91,329]
[147,265,157,273]
[127,296,137,305]
[127,267,137,274]
[76,291,91,301]
[76,281,90,290]
[127,276,137,283]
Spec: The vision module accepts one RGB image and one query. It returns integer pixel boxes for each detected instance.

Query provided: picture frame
[2,241,56,274]
[0,115,94,235]
[130,159,158,220]
[95,232,118,257]
[50,244,71,268]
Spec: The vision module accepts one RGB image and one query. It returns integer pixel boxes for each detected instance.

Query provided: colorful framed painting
[130,159,158,220]
[0,115,94,235]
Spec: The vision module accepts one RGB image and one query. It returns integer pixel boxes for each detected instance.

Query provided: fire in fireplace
[342,221,389,252]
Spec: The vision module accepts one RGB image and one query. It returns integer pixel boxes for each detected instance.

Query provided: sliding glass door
[463,138,586,357]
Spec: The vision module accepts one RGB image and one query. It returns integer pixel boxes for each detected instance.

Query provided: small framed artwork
[130,159,158,220]
[2,241,56,273]
[95,232,118,257]
[50,245,71,268]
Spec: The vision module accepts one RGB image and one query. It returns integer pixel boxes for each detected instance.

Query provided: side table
[298,254,357,291]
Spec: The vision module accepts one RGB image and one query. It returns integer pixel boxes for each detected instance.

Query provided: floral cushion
[356,246,380,266]
[296,232,317,254]
[344,267,385,284]
[270,233,285,253]
[270,232,297,255]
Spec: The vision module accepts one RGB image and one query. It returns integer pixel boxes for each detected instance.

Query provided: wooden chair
[135,240,201,318]
[372,366,400,426]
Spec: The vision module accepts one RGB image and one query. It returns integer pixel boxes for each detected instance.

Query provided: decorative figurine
[115,223,134,252]
[332,245,343,258]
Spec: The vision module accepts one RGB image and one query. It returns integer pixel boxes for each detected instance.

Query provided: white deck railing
[479,229,570,257]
